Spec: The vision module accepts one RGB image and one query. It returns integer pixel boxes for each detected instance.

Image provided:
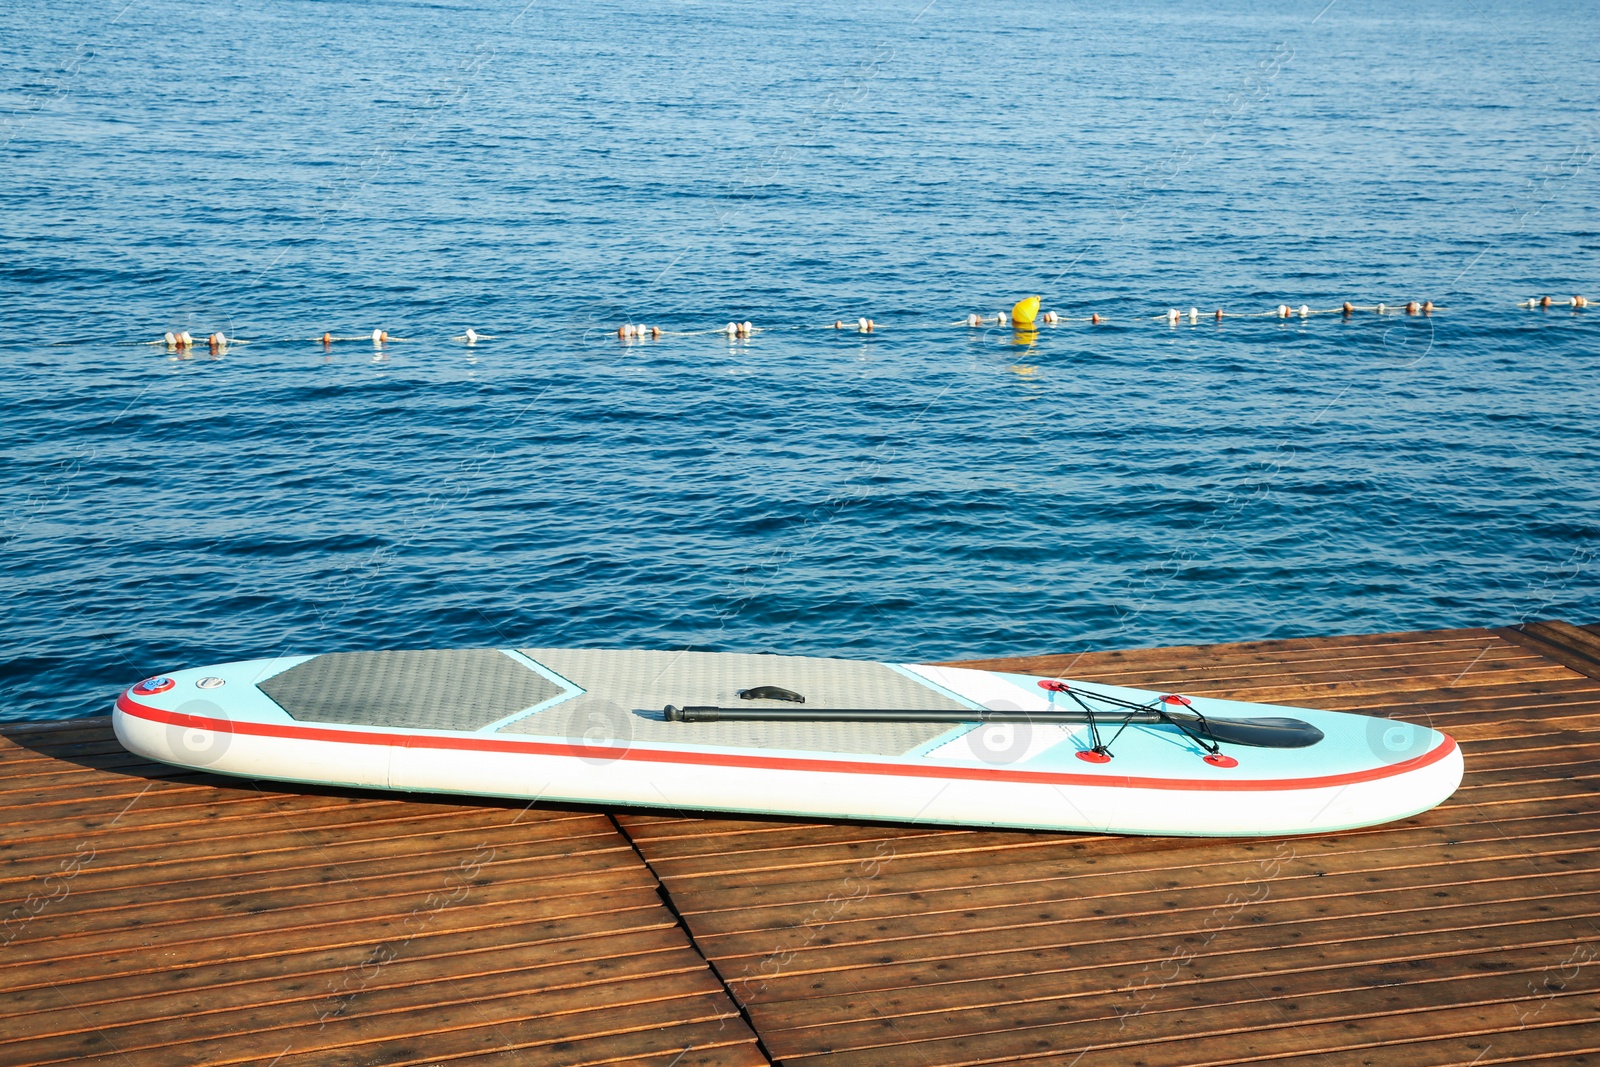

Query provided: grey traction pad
[258,649,563,732]
[503,648,966,756]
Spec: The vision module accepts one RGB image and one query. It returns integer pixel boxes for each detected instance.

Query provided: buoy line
[39,293,1595,352]
[1519,295,1589,309]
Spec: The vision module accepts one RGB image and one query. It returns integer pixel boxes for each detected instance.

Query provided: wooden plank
[0,924,692,1022]
[668,818,1600,933]
[63,988,747,1067]
[943,627,1504,672]
[1225,1017,1600,1066]
[364,1029,770,1067]
[10,963,733,1064]
[758,941,1600,1060]
[742,903,1600,1010]
[772,964,1600,1065]
[4,934,706,1055]
[695,849,1600,969]
[0,800,613,872]
[1014,646,1558,691]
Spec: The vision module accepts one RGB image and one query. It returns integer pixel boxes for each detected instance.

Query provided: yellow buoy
[1011,295,1040,327]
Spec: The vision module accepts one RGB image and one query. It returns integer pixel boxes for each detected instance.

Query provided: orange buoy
[1214,308,1224,321]
[1342,302,1354,315]
[1540,295,1552,308]
[1405,301,1419,315]
[1090,313,1101,324]
[1422,301,1434,314]
[1573,295,1588,308]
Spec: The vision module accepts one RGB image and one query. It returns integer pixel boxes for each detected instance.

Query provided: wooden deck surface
[4,622,1600,1065]
[0,726,765,1065]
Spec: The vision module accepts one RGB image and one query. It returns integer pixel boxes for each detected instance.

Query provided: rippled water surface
[3,0,1598,721]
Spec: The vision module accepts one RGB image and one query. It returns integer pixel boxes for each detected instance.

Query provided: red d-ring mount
[1076,749,1113,764]
[133,676,175,695]
[1203,753,1239,768]
[1160,694,1192,707]
[1037,680,1071,693]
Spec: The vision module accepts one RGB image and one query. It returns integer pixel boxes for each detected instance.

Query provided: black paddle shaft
[661,705,1325,749]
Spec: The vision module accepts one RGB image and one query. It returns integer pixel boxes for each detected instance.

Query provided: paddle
[661,705,1325,749]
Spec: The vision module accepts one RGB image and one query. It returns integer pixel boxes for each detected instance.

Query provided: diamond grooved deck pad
[505,648,965,756]
[258,649,562,731]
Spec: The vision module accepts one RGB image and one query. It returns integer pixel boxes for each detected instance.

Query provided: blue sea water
[2,0,1598,722]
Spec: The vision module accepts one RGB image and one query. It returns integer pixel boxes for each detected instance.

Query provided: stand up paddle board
[113,647,1462,836]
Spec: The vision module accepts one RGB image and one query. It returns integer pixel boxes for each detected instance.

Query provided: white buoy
[163,332,176,346]
[1376,303,1387,314]
[465,328,479,344]
[1166,309,1180,325]
[1299,305,1310,318]
[725,322,738,337]
[965,313,981,327]
[741,320,753,337]
[857,317,868,332]
[372,329,385,343]
[177,331,193,347]
[997,311,1009,327]
[1277,305,1290,319]
[1043,310,1059,325]
[1187,307,1199,324]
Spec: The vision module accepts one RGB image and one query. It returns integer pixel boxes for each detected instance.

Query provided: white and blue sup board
[113,647,1462,837]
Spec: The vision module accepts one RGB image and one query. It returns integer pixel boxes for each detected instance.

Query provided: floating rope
[43,293,1595,352]
[1520,295,1589,309]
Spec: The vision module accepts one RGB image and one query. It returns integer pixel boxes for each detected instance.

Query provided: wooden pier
[3,621,1599,1065]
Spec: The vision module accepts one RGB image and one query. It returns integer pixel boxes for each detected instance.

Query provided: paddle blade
[1197,715,1325,749]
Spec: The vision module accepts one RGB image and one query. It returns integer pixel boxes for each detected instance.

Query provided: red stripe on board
[116,692,1458,793]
